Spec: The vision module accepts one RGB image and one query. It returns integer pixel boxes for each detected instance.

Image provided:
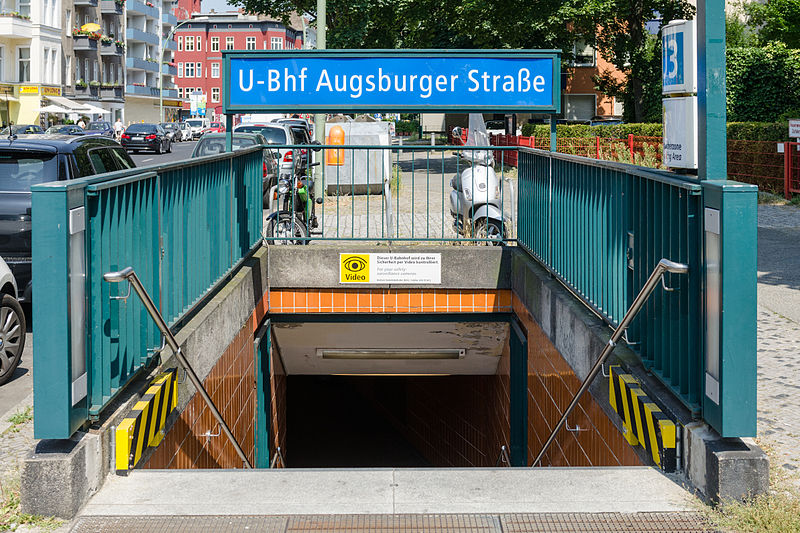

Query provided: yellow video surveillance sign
[340,253,441,284]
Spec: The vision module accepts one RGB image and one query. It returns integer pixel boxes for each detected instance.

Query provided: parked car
[85,121,114,137]
[233,123,301,179]
[178,121,192,141]
[273,117,313,137]
[160,122,181,142]
[1,125,44,135]
[0,136,136,304]
[45,125,85,135]
[191,132,278,207]
[185,118,209,139]
[0,256,25,386]
[201,122,226,136]
[120,123,172,154]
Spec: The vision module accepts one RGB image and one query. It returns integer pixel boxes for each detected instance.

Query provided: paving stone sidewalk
[756,204,800,483]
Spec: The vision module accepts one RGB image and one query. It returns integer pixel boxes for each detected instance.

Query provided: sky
[201,0,237,13]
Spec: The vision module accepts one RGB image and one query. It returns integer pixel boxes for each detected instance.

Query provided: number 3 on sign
[662,32,684,86]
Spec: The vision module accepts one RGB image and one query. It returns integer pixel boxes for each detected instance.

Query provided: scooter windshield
[463,113,493,166]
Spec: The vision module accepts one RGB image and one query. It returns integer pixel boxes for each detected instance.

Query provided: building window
[66,9,71,32]
[0,46,5,83]
[570,40,595,67]
[185,36,194,52]
[211,87,219,102]
[17,0,30,17]
[195,62,202,78]
[18,47,30,82]
[178,87,183,98]
[226,36,234,50]
[246,37,256,50]
[185,62,194,77]
[65,55,71,85]
[270,37,282,50]
[177,62,183,77]
[178,36,183,51]
[196,37,202,51]
[211,63,219,78]
[211,37,219,52]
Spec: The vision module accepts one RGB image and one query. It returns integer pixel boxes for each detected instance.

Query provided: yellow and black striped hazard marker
[609,365,677,472]
[115,368,177,474]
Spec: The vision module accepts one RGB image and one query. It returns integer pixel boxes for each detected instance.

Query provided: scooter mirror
[452,127,462,138]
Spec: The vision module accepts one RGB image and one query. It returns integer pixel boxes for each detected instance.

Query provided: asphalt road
[128,139,197,167]
[757,226,800,324]
[0,325,33,422]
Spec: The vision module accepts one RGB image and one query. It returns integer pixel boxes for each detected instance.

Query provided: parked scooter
[265,163,321,245]
[449,114,507,244]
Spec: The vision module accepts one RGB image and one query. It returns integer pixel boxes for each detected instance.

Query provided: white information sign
[663,96,698,169]
[789,119,800,139]
[340,253,441,284]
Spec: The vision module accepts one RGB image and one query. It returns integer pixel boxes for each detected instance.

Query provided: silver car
[233,123,301,179]
[0,256,26,386]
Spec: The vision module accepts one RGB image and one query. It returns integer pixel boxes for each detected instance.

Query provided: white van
[185,118,209,139]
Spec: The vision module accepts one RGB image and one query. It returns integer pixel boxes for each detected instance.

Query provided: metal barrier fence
[517,148,704,410]
[784,142,800,198]
[492,134,665,168]
[32,147,263,438]
[265,144,520,244]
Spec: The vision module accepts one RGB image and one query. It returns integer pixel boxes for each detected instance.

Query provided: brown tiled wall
[269,337,287,466]
[359,373,510,467]
[144,323,256,469]
[513,294,641,467]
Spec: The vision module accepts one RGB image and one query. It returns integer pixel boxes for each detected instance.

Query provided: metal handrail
[495,445,511,467]
[269,446,285,469]
[104,267,253,469]
[532,258,689,467]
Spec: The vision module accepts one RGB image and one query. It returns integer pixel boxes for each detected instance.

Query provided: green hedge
[395,119,419,135]
[519,121,792,141]
[727,44,800,122]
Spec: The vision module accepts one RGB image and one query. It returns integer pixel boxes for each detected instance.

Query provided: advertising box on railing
[324,118,392,195]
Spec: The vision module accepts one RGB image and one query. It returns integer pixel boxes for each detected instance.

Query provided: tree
[587,0,695,122]
[746,0,800,48]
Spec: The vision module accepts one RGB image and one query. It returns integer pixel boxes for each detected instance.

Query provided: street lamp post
[159,14,191,122]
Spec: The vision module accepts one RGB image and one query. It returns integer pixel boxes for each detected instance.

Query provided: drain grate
[71,512,712,532]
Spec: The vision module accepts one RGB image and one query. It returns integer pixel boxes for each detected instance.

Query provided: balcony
[73,35,99,51]
[125,27,159,46]
[163,88,177,98]
[0,14,33,40]
[100,85,124,101]
[100,0,123,14]
[126,84,160,97]
[162,12,177,26]
[126,57,159,72]
[161,64,177,76]
[100,40,124,56]
[74,83,99,99]
[164,39,177,51]
[74,0,98,5]
[126,0,159,19]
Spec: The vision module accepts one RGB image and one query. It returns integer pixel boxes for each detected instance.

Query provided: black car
[120,123,172,154]
[45,125,85,135]
[1,125,44,135]
[0,136,136,303]
[85,121,114,137]
[159,122,181,143]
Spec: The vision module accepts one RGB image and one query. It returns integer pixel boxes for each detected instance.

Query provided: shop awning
[45,95,89,111]
[0,94,19,102]
[80,103,111,115]
[38,104,71,113]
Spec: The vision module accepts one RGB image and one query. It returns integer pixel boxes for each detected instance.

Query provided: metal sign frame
[221,49,562,114]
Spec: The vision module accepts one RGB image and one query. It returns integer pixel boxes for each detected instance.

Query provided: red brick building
[174,12,305,120]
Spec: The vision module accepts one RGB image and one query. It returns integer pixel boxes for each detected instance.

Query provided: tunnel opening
[286,375,509,468]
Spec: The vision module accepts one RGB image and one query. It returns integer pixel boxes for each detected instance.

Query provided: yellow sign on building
[18,86,39,94]
[41,87,62,96]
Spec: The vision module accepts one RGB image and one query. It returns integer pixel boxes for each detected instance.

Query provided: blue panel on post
[701,180,758,437]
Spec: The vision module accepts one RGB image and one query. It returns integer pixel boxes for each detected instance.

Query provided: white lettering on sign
[789,119,800,139]
[339,253,441,284]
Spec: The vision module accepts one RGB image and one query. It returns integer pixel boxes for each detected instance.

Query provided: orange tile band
[265,289,513,315]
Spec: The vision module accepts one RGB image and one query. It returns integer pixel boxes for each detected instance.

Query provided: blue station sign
[222,50,561,113]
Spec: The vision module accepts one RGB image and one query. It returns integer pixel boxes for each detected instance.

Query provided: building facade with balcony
[124,0,180,123]
[59,0,125,120]
[0,0,63,127]
[174,12,304,121]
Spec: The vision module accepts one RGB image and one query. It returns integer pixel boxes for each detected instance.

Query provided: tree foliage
[745,0,800,48]
[727,43,800,122]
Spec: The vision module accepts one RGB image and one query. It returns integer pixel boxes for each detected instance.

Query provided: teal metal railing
[517,148,704,411]
[32,147,263,438]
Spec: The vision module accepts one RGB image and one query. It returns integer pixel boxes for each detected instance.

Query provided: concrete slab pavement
[79,467,696,517]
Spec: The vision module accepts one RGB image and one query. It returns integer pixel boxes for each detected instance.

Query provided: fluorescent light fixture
[317,349,465,360]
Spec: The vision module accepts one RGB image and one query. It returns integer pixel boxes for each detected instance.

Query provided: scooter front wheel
[266,212,308,245]
[474,219,504,246]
